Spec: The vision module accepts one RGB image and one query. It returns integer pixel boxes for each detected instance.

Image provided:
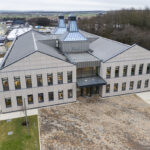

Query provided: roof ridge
[32,31,38,51]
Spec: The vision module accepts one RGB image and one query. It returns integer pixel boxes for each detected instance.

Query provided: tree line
[78,8,150,50]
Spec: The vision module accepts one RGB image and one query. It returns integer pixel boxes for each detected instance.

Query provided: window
[106,84,110,93]
[106,67,111,79]
[137,80,142,89]
[58,90,63,100]
[122,82,126,91]
[2,78,9,91]
[37,74,43,87]
[56,40,59,48]
[57,72,63,84]
[67,71,72,83]
[47,74,53,86]
[48,92,54,101]
[145,80,149,88]
[38,93,44,103]
[139,64,143,75]
[131,65,136,76]
[68,89,73,98]
[14,77,21,89]
[123,65,128,77]
[16,96,23,106]
[25,75,32,88]
[28,95,33,104]
[115,66,119,78]
[146,63,150,74]
[114,83,118,92]
[5,98,11,108]
[129,81,134,90]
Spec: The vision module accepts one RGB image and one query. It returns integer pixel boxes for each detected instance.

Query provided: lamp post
[23,98,29,136]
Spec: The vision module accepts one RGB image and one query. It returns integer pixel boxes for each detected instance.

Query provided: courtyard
[39,94,150,150]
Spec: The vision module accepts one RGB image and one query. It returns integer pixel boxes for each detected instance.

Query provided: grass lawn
[0,115,40,150]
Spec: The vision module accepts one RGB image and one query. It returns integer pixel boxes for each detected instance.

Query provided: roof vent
[58,14,66,28]
[68,14,78,32]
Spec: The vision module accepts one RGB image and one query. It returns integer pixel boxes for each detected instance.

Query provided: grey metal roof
[90,36,131,62]
[77,76,106,87]
[0,30,66,69]
[60,31,87,41]
[66,52,99,63]
[53,27,67,35]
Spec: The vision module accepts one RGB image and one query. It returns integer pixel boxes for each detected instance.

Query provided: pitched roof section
[90,35,131,62]
[0,30,66,69]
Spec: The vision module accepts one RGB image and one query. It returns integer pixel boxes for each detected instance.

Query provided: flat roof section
[77,76,106,87]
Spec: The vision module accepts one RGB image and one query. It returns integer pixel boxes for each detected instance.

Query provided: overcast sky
[0,0,150,11]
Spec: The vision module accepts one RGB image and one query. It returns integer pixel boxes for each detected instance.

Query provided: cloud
[0,0,149,11]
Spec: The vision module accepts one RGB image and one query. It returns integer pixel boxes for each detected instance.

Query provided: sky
[0,0,150,11]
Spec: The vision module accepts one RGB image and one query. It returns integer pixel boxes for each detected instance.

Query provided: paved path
[0,109,38,121]
[136,91,150,104]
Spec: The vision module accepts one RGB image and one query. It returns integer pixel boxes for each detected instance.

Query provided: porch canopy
[77,76,106,87]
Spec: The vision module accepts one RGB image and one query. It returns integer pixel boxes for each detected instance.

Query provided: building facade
[0,14,150,113]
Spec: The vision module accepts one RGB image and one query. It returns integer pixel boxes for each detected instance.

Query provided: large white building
[0,14,150,113]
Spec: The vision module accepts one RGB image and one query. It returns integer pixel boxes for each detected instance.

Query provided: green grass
[0,115,40,150]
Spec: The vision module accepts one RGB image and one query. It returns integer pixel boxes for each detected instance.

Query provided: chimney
[68,14,78,32]
[58,14,66,28]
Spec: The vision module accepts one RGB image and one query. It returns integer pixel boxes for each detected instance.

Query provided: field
[0,115,39,150]
[39,95,150,150]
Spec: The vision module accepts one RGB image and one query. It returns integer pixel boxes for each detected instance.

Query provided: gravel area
[39,94,150,150]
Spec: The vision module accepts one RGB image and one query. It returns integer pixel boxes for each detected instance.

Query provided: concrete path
[0,109,38,121]
[136,91,150,104]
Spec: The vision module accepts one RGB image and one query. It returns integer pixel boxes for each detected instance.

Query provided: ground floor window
[68,89,73,98]
[49,92,54,101]
[58,91,63,100]
[145,80,149,88]
[106,84,110,93]
[114,83,118,92]
[122,82,126,91]
[38,93,44,103]
[137,80,142,89]
[129,81,134,90]
[28,95,34,104]
[16,96,23,106]
[5,98,11,108]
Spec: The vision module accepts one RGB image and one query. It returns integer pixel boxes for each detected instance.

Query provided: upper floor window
[145,79,149,88]
[2,78,9,91]
[58,90,63,100]
[123,65,128,77]
[106,67,111,79]
[68,89,73,98]
[114,83,118,92]
[14,77,21,90]
[106,84,110,93]
[146,63,150,74]
[115,66,119,78]
[49,92,54,101]
[38,93,44,103]
[67,71,72,83]
[129,81,134,90]
[28,94,34,104]
[122,82,126,91]
[57,72,63,84]
[37,74,43,87]
[47,73,53,86]
[131,65,136,76]
[5,98,11,108]
[25,75,32,88]
[16,96,23,106]
[137,80,142,89]
[139,64,144,75]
